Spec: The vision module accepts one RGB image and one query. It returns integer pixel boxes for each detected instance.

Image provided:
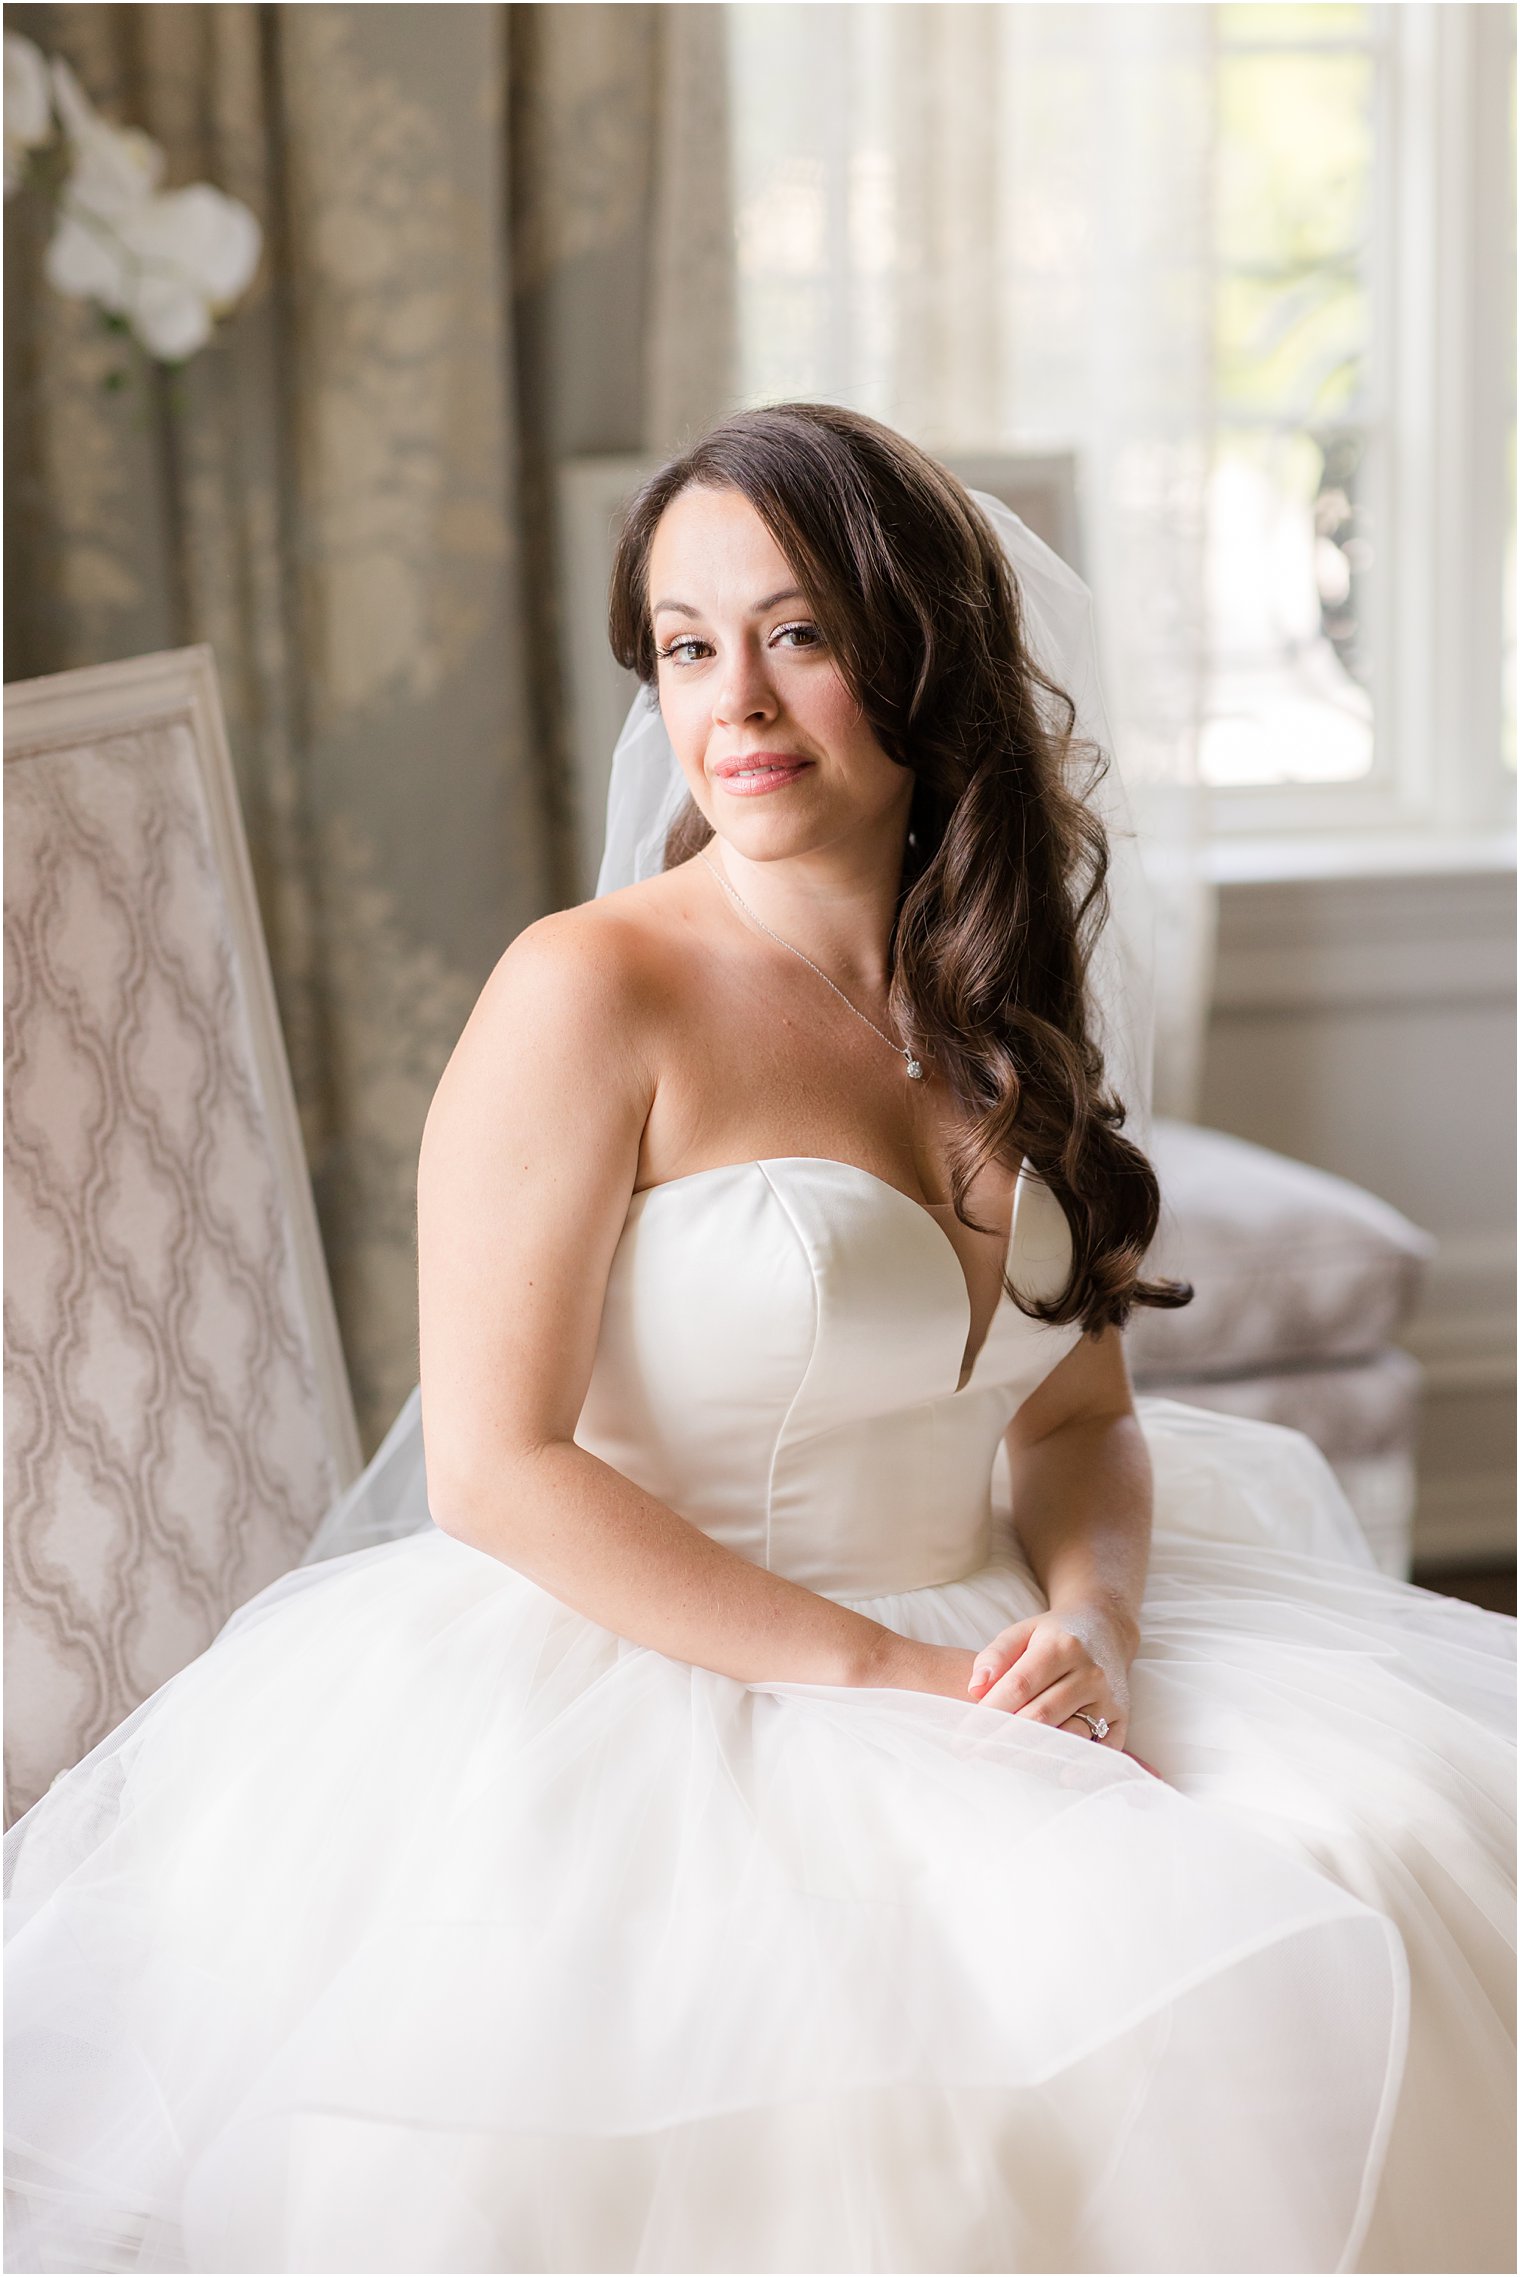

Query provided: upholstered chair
[4,651,360,1823]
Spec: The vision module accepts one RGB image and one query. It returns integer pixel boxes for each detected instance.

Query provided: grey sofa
[1128,1121,1435,1576]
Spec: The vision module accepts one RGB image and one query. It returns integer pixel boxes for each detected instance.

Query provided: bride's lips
[711,753,814,797]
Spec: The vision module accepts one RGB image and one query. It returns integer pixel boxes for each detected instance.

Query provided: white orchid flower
[5,33,54,197]
[42,53,261,361]
[48,54,161,215]
[47,179,262,359]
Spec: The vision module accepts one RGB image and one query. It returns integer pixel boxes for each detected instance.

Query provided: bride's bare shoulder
[501,866,695,999]
[445,865,700,1087]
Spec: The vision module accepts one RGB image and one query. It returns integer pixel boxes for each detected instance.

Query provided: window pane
[1205,23,1378,789]
[1202,428,1374,787]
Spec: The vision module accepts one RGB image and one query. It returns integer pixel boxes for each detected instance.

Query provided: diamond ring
[1074,1710,1110,1742]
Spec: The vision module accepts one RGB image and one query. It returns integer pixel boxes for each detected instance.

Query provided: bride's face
[647,484,911,864]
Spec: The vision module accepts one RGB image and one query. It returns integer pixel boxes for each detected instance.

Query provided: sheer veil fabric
[4,488,1514,2277]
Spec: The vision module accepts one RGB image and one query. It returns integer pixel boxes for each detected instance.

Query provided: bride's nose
[712,641,779,729]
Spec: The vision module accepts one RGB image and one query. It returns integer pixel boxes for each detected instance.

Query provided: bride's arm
[417,911,969,1701]
[967,1331,1152,1744]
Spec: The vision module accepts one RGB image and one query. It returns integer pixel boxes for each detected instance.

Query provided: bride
[5,402,1514,2277]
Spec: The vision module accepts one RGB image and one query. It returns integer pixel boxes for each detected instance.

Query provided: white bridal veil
[299,491,1157,1567]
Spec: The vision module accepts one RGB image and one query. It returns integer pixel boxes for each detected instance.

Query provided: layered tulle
[4,1403,1512,2275]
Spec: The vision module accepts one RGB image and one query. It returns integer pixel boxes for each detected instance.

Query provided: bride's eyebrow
[651,586,807,619]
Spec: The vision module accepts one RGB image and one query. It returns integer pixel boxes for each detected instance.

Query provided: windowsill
[1206,829,1517,888]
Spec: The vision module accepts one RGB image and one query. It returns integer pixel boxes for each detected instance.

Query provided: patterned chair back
[4,647,360,1824]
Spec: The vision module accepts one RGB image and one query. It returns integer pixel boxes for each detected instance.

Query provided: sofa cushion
[1126,1121,1435,1384]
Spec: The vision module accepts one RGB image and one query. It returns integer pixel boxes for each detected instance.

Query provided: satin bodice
[575,1157,1081,1598]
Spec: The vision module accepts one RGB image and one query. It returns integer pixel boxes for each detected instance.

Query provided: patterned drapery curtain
[4,2,734,1449]
[729,0,1218,1117]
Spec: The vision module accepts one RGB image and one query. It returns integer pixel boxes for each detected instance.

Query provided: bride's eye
[655,635,712,665]
[772,621,823,651]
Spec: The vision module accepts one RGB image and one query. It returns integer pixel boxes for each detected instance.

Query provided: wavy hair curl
[607,400,1189,1336]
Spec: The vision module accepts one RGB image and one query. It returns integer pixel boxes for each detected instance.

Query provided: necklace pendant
[697,850,922,1082]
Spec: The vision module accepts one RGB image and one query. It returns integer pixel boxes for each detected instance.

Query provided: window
[1209,2,1516,841]
[1202,4,1380,796]
[728,4,1515,849]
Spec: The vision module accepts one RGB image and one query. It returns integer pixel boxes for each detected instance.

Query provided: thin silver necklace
[697,848,925,1081]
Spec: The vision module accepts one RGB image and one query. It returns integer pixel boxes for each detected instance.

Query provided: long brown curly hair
[607,400,1189,1337]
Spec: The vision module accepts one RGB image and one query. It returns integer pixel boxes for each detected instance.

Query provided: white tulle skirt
[4,1405,1514,2275]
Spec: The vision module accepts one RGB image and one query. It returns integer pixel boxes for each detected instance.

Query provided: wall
[1199,856,1516,1568]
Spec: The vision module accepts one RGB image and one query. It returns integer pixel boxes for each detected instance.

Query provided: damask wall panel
[4,651,360,1825]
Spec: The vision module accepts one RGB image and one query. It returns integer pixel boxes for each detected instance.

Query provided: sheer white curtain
[729,2,1218,1117]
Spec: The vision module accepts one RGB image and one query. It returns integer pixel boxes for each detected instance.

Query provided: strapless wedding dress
[5,1158,1514,2274]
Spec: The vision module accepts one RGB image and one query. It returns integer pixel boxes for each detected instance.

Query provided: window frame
[1205,1,1515,848]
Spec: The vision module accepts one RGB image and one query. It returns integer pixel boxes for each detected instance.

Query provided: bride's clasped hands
[967,1605,1133,1742]
[865,1600,1139,1753]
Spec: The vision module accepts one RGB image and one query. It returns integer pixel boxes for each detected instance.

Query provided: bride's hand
[965,1607,1134,1749]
